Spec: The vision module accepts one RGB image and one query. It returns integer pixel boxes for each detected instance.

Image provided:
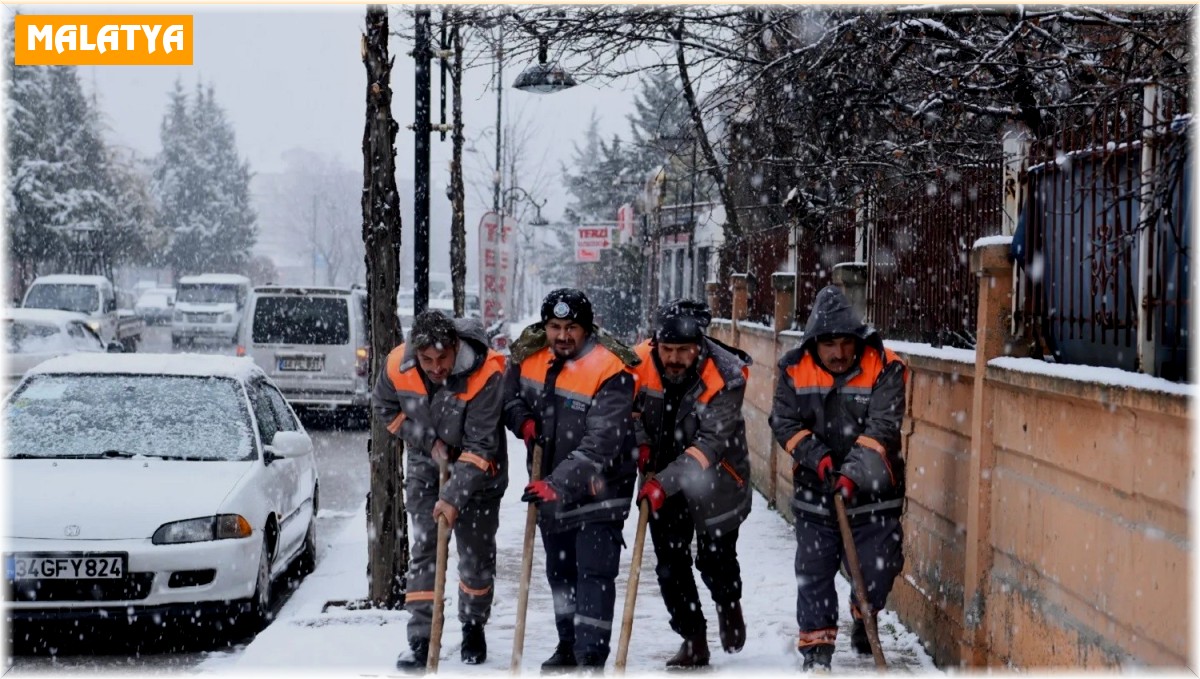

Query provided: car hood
[175,302,238,315]
[5,459,253,540]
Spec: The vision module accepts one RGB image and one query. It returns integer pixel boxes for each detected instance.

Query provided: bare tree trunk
[449,12,467,316]
[673,23,740,314]
[361,4,407,609]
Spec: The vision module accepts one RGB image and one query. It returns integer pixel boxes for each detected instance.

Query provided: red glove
[816,455,833,483]
[834,475,856,500]
[637,444,651,473]
[520,419,537,446]
[521,480,559,504]
[637,479,667,513]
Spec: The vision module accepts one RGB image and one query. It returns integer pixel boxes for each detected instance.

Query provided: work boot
[851,619,872,656]
[540,641,577,674]
[800,643,834,672]
[395,639,430,673]
[665,634,710,668]
[576,652,605,675]
[717,602,745,653]
[461,622,487,665]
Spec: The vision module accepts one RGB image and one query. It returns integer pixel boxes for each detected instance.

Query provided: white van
[239,286,370,418]
[22,274,143,350]
[172,274,251,348]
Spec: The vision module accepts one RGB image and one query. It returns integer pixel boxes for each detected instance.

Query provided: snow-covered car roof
[253,286,352,296]
[178,274,251,285]
[4,308,91,325]
[26,353,265,381]
[26,274,111,287]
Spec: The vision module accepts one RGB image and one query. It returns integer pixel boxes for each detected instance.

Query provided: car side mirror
[263,430,312,463]
[106,341,124,353]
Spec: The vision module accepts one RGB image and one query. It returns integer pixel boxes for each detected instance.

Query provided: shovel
[833,492,887,669]
[510,444,543,674]
[614,473,653,673]
[428,460,452,673]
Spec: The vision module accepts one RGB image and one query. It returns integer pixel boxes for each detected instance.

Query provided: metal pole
[494,26,503,217]
[414,8,432,315]
[312,195,318,285]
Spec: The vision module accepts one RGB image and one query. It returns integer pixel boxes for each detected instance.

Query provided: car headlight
[152,514,253,544]
[86,320,101,332]
[221,313,233,323]
[174,310,185,322]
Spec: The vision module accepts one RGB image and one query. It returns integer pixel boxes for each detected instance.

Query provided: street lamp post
[501,185,548,319]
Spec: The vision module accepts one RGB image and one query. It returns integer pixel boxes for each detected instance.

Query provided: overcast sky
[33,5,645,224]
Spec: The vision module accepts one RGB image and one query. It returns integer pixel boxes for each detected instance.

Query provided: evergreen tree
[152,80,257,276]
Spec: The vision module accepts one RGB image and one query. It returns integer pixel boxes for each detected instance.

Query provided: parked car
[3,308,119,392]
[135,289,175,326]
[3,354,318,629]
[239,286,370,420]
[22,274,143,351]
[172,274,251,348]
[431,290,483,320]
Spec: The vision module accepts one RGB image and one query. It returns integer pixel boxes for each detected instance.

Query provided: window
[6,375,253,461]
[246,381,279,445]
[696,247,711,287]
[66,322,103,350]
[252,296,350,345]
[263,383,299,432]
[24,285,100,314]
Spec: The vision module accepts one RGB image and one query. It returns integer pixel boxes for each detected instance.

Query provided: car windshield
[178,284,239,304]
[24,284,99,314]
[5,374,255,461]
[4,320,71,354]
[252,296,349,345]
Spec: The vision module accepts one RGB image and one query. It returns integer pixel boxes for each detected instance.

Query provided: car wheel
[297,489,318,576]
[247,536,274,629]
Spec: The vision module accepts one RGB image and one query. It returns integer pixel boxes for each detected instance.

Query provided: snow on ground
[209,429,941,676]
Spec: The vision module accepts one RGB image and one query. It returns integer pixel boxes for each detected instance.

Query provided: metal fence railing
[866,168,1004,348]
[1017,87,1190,381]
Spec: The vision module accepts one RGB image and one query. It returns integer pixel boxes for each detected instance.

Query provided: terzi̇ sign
[15,15,193,66]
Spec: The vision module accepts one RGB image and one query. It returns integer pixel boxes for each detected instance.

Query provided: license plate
[278,356,323,372]
[6,553,127,580]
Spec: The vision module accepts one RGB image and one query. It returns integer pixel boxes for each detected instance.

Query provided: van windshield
[178,284,240,305]
[253,296,350,345]
[24,284,99,314]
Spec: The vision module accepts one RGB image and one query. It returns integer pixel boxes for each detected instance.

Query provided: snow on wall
[989,356,1192,397]
[888,340,977,365]
[973,235,1013,249]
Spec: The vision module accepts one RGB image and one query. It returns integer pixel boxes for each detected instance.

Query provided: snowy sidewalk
[211,432,940,676]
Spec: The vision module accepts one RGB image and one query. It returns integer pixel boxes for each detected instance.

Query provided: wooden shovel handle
[510,444,543,674]
[833,493,887,669]
[427,462,452,673]
[614,486,652,674]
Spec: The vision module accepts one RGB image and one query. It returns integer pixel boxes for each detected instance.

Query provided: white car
[3,308,116,392]
[4,354,318,629]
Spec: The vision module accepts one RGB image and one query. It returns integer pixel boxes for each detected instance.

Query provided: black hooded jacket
[768,285,907,522]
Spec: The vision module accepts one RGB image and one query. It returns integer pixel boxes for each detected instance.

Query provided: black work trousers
[648,493,742,638]
[540,520,624,664]
[793,510,903,637]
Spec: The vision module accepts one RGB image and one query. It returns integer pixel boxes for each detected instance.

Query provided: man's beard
[552,342,578,359]
[662,366,691,384]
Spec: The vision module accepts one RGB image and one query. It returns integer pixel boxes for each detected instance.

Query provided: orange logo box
[14,15,193,66]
